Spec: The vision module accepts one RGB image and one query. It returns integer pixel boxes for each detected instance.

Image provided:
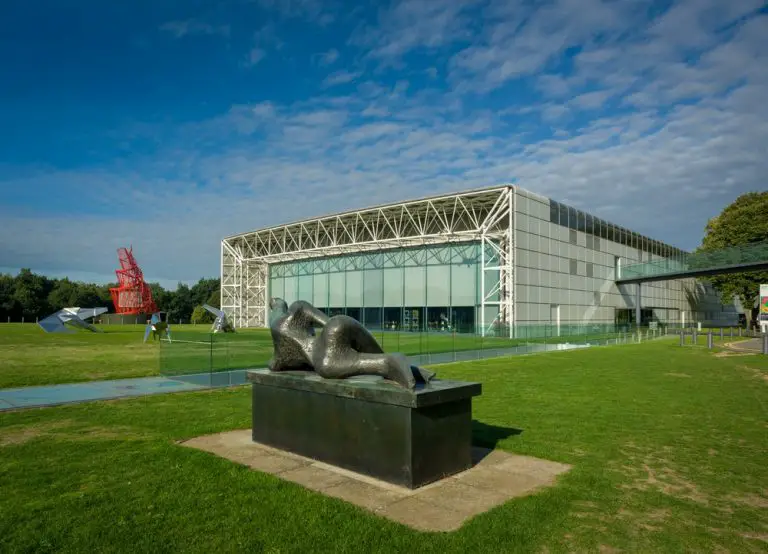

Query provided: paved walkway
[727,337,764,352]
[0,370,251,411]
[0,341,605,412]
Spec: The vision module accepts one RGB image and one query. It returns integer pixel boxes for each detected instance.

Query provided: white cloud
[317,48,339,66]
[351,0,482,62]
[159,19,230,39]
[448,0,637,93]
[2,0,767,283]
[245,48,266,67]
[570,90,613,110]
[321,70,362,87]
[255,0,335,25]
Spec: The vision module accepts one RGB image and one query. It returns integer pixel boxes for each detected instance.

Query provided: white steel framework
[221,185,516,334]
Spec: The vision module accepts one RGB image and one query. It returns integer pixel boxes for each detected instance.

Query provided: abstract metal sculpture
[109,246,158,315]
[143,312,172,343]
[267,298,435,389]
[202,304,235,333]
[38,307,108,333]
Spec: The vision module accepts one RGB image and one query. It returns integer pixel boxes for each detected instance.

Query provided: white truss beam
[221,185,516,328]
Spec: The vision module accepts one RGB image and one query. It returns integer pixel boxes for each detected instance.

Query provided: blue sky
[1,0,766,289]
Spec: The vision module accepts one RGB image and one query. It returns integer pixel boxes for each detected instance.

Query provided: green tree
[95,284,115,313]
[73,283,105,310]
[190,278,220,307]
[147,283,170,312]
[0,273,17,321]
[12,268,49,321]
[205,290,220,309]
[168,283,195,323]
[191,305,215,324]
[697,191,768,326]
[47,278,79,310]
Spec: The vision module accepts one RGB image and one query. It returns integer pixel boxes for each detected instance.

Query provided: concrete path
[0,369,251,412]
[727,338,763,352]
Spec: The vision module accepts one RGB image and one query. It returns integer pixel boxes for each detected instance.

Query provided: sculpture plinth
[249,298,482,488]
[247,369,481,488]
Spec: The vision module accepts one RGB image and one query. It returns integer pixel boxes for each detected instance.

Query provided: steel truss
[221,185,516,334]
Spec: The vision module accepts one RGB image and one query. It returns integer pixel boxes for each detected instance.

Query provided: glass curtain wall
[268,242,497,334]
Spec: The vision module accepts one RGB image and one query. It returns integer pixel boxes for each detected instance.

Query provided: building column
[635,283,642,328]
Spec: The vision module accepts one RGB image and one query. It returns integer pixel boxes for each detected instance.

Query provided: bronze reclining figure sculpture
[267,298,435,389]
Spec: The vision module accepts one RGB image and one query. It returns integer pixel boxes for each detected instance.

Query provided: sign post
[760,284,768,334]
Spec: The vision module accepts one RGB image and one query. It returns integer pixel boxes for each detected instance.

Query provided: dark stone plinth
[247,369,482,489]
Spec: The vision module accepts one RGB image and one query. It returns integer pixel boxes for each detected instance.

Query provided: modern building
[220,185,739,335]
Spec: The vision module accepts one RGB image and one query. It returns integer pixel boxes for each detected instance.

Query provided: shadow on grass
[472,420,523,449]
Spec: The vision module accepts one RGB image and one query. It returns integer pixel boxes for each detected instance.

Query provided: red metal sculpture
[109,246,158,315]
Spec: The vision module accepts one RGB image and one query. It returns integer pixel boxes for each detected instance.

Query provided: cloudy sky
[1,0,766,289]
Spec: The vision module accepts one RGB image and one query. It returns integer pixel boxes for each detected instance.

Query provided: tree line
[0,269,220,324]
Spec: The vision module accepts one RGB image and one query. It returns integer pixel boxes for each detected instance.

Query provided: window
[594,291,601,305]
[569,229,577,245]
[585,214,594,235]
[594,237,601,251]
[559,204,569,228]
[569,259,577,275]
[578,211,586,232]
[586,235,593,249]
[550,201,559,224]
[586,262,594,278]
[568,206,577,229]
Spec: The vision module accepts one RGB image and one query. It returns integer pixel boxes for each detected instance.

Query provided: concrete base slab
[180,429,572,532]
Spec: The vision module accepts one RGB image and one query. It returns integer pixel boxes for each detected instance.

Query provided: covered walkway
[616,240,768,327]
[617,240,768,284]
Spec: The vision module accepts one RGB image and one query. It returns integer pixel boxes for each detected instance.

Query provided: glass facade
[549,199,687,261]
[269,242,499,333]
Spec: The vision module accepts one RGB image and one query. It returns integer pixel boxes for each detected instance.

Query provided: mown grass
[0,324,161,388]
[1,340,767,552]
[1,322,643,388]
[0,324,267,388]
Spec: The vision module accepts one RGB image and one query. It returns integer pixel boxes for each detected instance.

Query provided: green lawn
[2,340,767,552]
[0,323,161,388]
[0,324,269,388]
[0,323,632,388]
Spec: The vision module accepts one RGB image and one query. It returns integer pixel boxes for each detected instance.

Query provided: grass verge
[1,340,767,552]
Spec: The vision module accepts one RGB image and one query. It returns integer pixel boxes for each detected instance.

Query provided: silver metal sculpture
[203,304,235,333]
[38,307,108,333]
[143,312,172,343]
[267,298,435,389]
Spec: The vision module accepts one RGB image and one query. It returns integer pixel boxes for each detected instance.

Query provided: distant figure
[267,298,435,389]
[143,312,171,343]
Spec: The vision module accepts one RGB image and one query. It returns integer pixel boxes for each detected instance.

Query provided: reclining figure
[267,298,435,389]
